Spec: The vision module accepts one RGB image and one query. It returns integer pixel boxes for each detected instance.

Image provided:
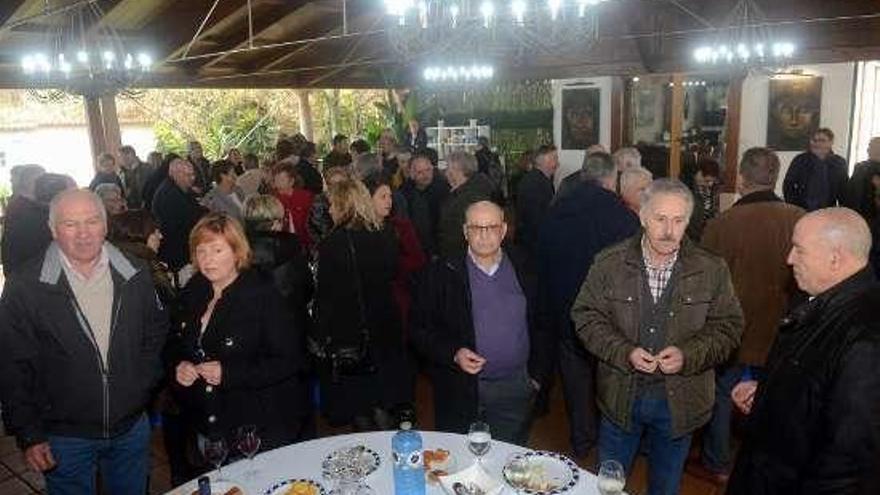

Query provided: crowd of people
[0,124,878,495]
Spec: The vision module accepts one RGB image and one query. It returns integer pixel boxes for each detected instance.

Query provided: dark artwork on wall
[767,77,823,151]
[561,87,600,150]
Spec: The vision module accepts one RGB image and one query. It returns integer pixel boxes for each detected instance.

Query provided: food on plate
[284,481,318,495]
[424,449,451,470]
[506,458,559,492]
[423,448,452,484]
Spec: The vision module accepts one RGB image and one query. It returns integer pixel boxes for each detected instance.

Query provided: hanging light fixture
[692,0,796,67]
[382,0,618,61]
[18,0,153,97]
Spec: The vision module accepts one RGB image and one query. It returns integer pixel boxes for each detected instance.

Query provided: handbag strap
[346,231,370,343]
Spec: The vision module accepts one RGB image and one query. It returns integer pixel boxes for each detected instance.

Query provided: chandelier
[692,0,796,68]
[382,0,616,63]
[18,0,153,98]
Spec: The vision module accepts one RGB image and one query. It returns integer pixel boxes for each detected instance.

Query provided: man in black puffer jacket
[0,189,168,494]
[727,207,880,495]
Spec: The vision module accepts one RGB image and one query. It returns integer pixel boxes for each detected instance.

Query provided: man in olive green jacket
[571,178,743,495]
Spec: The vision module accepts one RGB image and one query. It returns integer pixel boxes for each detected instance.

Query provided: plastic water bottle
[392,422,425,495]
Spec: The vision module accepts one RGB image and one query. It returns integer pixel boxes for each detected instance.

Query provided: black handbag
[327,232,377,382]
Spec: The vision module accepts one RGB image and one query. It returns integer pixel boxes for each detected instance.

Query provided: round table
[167,431,607,495]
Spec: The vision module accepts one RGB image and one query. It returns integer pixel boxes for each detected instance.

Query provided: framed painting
[561,87,600,150]
[767,77,822,151]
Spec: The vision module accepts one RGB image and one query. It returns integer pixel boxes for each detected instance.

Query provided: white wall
[552,77,613,188]
[738,63,856,197]
[0,125,155,189]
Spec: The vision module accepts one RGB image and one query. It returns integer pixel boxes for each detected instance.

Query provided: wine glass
[597,460,626,495]
[204,437,229,482]
[467,421,492,466]
[236,425,261,480]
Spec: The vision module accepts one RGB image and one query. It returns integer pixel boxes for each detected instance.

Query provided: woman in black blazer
[173,213,311,452]
[316,178,409,430]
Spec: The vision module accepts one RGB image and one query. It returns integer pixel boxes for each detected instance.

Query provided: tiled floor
[0,376,726,495]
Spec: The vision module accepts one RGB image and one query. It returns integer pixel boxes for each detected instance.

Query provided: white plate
[438,463,504,495]
[502,451,580,494]
[321,445,381,480]
[263,478,327,495]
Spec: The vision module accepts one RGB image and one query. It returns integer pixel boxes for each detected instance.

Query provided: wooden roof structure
[0,0,879,89]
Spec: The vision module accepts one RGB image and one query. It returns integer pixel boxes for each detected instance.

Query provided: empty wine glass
[204,437,229,482]
[597,460,626,495]
[236,424,261,480]
[467,421,492,466]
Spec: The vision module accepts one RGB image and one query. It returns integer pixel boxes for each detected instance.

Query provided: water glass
[467,421,492,465]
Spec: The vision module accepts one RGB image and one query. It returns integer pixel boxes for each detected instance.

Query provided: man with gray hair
[571,178,743,494]
[619,166,653,213]
[537,151,640,458]
[555,146,611,201]
[613,147,642,172]
[728,207,880,494]
[2,164,45,274]
[0,189,168,494]
[438,151,494,258]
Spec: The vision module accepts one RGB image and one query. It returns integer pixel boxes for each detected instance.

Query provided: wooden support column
[610,76,624,151]
[295,89,314,141]
[669,73,685,179]
[84,95,106,169]
[101,93,122,158]
[723,76,745,193]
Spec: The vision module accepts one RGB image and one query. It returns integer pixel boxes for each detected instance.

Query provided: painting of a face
[767,77,822,151]
[561,87,600,150]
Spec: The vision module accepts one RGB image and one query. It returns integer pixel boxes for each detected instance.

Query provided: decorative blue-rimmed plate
[502,450,580,494]
[263,478,327,495]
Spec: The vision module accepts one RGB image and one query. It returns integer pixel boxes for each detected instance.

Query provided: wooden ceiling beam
[194,0,327,71]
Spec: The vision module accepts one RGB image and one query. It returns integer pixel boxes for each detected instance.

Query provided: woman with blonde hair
[315,178,406,430]
[172,213,312,453]
[244,194,313,337]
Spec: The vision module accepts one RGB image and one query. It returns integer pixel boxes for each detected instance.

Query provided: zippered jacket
[0,242,169,448]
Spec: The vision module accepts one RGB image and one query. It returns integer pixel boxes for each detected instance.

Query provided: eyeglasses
[466,224,503,236]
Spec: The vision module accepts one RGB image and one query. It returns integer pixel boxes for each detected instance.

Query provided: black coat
[782,152,848,211]
[247,230,314,335]
[410,249,554,434]
[1,196,52,276]
[515,168,554,261]
[315,225,408,422]
[843,159,880,221]
[0,243,168,447]
[151,178,206,270]
[537,180,640,324]
[173,270,310,449]
[400,177,450,258]
[727,269,880,495]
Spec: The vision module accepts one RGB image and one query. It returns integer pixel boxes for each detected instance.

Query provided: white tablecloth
[167,430,605,495]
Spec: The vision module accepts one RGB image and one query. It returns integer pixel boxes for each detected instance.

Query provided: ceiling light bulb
[512,0,526,25]
[548,0,562,21]
[480,1,494,28]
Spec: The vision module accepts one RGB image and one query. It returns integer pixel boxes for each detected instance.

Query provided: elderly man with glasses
[412,200,553,445]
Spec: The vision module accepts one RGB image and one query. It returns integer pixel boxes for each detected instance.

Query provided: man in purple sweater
[412,201,554,445]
